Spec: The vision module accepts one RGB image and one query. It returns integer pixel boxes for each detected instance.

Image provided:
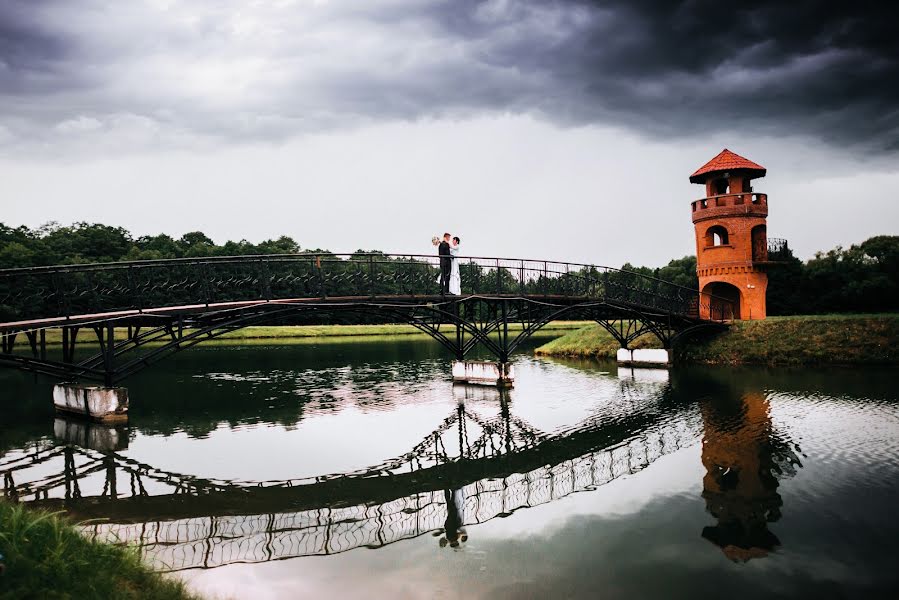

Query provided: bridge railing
[0,254,733,326]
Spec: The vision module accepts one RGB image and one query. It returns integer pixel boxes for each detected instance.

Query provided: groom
[438,232,452,295]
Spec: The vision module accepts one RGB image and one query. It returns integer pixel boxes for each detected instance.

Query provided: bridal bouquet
[431,236,440,246]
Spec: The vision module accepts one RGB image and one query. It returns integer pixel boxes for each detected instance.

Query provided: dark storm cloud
[425,0,899,150]
[0,0,896,152]
[0,0,77,94]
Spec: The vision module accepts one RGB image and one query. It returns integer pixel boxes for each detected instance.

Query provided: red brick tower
[689,149,770,320]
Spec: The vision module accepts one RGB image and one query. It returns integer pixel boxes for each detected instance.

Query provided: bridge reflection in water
[1,370,802,571]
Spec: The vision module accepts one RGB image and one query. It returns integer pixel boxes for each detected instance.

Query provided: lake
[1,336,898,599]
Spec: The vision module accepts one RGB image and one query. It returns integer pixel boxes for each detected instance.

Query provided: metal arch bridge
[0,253,732,385]
[1,381,699,571]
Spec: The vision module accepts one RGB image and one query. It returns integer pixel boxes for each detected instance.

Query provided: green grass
[0,501,200,600]
[32,321,592,346]
[677,313,899,365]
[535,324,662,359]
[536,314,899,366]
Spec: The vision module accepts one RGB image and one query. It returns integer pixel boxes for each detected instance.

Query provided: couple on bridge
[434,232,462,296]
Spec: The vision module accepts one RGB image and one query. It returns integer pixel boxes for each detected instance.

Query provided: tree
[135,234,181,259]
[656,256,699,290]
[256,236,300,254]
[41,222,132,264]
[765,246,804,315]
[0,242,37,269]
[860,235,899,274]
[178,231,215,257]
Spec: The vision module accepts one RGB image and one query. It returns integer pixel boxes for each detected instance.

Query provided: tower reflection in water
[699,387,802,562]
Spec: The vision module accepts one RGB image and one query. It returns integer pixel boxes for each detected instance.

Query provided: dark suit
[438,240,451,294]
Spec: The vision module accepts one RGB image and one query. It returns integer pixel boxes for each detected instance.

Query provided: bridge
[0,253,731,386]
[2,379,699,571]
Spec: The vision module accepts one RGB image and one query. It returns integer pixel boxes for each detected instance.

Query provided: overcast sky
[2,0,897,266]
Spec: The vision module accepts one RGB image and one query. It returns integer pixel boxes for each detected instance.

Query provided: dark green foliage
[0,222,303,268]
[796,237,899,314]
[656,256,699,289]
[766,249,805,315]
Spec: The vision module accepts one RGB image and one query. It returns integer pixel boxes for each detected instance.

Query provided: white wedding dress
[448,247,462,295]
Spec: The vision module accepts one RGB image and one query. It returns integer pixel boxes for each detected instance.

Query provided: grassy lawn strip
[535,314,899,365]
[534,324,661,359]
[32,321,592,346]
[0,501,199,600]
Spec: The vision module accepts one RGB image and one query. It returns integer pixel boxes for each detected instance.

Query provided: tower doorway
[702,282,741,320]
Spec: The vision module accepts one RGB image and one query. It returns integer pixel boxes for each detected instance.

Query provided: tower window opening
[706,225,729,247]
[713,178,729,195]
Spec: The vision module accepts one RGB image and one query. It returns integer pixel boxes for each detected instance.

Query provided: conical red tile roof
[689,149,766,183]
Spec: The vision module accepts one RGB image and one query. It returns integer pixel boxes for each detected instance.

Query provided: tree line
[0,222,304,267]
[1,222,896,315]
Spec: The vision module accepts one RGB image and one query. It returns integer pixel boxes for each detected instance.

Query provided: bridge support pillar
[452,361,514,388]
[616,348,672,369]
[52,383,129,424]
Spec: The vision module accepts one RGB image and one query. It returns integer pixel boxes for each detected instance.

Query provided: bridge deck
[0,293,590,332]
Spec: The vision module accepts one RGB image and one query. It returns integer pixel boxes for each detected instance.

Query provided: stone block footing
[52,383,129,423]
[452,361,514,388]
[616,348,672,369]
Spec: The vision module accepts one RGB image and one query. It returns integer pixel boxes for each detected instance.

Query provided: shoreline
[535,314,899,366]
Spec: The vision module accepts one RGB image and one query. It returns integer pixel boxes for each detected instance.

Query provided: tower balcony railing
[765,238,790,262]
[747,237,790,264]
[691,192,767,215]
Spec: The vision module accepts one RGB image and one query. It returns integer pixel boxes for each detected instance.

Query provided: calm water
[2,336,898,599]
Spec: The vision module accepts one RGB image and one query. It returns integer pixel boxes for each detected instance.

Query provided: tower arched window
[706,225,729,247]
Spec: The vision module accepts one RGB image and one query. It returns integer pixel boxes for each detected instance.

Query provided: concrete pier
[616,348,673,368]
[452,361,514,388]
[52,383,129,423]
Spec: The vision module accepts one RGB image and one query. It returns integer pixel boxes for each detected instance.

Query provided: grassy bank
[0,501,197,600]
[535,314,899,366]
[33,321,592,346]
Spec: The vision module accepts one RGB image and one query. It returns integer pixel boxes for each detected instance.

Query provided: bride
[448,236,462,295]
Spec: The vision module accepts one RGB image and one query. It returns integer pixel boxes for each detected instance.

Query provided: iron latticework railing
[0,253,730,325]
[767,238,790,261]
